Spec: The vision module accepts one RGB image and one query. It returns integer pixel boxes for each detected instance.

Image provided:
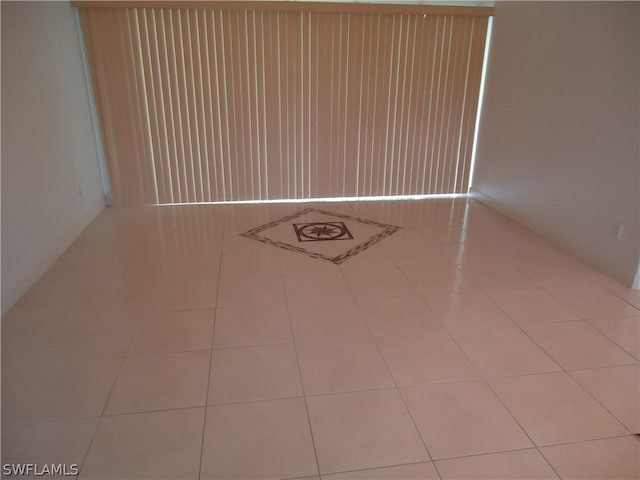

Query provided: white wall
[1,1,105,314]
[472,1,640,287]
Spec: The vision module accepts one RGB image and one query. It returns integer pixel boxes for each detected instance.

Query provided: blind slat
[80,5,489,205]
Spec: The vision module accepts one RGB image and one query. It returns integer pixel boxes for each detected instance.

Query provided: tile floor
[2,198,639,479]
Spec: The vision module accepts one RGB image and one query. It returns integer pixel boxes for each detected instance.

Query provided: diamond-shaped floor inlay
[241,208,400,264]
[293,221,354,242]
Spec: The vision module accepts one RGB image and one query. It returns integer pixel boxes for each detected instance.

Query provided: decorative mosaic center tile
[293,222,354,242]
[240,207,400,264]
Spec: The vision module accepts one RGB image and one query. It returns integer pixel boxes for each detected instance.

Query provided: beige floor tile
[105,351,209,415]
[382,225,466,250]
[289,294,371,342]
[217,273,286,309]
[544,284,639,320]
[523,321,637,370]
[35,310,136,364]
[297,338,394,394]
[337,246,395,273]
[209,344,302,403]
[488,287,580,325]
[322,462,439,479]
[1,301,52,341]
[222,229,274,254]
[3,358,121,424]
[490,372,628,445]
[212,305,292,348]
[80,408,204,479]
[220,250,280,278]
[347,275,418,300]
[161,255,220,282]
[540,436,640,479]
[342,263,416,300]
[458,264,536,292]
[1,356,33,392]
[395,241,501,269]
[288,202,358,217]
[128,310,214,354]
[376,331,478,386]
[452,326,561,378]
[350,199,470,229]
[144,278,219,312]
[2,418,99,478]
[357,295,443,336]
[442,241,506,267]
[425,290,514,329]
[516,262,603,290]
[401,380,532,459]
[1,309,49,389]
[5,199,640,480]
[570,365,639,434]
[307,389,428,474]
[619,289,640,309]
[13,275,114,314]
[436,449,558,479]
[201,398,317,479]
[387,236,455,261]
[588,316,639,360]
[284,272,351,307]
[601,280,640,310]
[278,247,344,279]
[401,263,480,298]
[385,243,445,268]
[285,282,355,312]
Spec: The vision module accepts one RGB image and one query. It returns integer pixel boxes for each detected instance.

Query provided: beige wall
[472,1,640,287]
[1,1,105,314]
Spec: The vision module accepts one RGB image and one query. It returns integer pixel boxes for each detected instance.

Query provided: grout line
[197,230,225,480]
[384,225,566,478]
[277,250,322,478]
[123,346,214,358]
[211,340,295,350]
[6,200,638,479]
[533,433,640,449]
[564,362,640,374]
[150,305,220,313]
[84,404,210,420]
[335,254,443,479]
[438,337,564,478]
[484,301,638,438]
[301,198,636,461]
[586,315,640,345]
[204,393,305,408]
[75,345,131,476]
[455,276,638,460]
[2,414,106,429]
[316,460,435,479]
[429,445,562,465]
[582,319,640,362]
[430,432,640,461]
[442,251,640,436]
[602,285,640,312]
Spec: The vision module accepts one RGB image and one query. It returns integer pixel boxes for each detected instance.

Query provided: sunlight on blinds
[78,2,490,205]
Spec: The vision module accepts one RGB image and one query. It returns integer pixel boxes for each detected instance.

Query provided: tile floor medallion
[241,207,400,264]
[293,221,354,242]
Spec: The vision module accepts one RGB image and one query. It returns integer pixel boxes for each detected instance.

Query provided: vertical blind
[76,2,491,205]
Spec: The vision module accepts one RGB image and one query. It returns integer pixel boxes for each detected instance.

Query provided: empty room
[1,1,639,479]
